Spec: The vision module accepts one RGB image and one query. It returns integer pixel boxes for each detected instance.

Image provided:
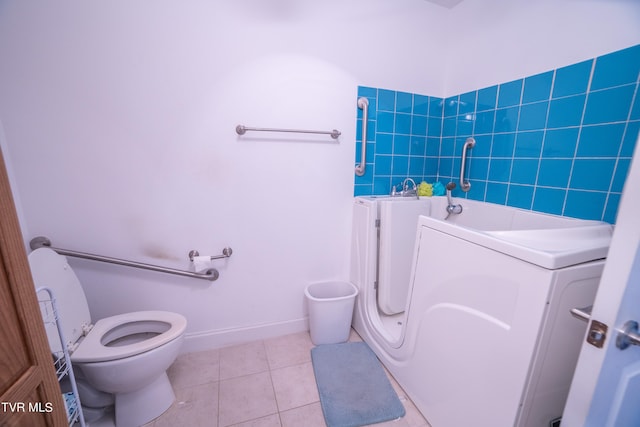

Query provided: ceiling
[424,0,464,9]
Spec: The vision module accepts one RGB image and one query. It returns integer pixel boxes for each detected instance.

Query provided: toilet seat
[71,310,187,363]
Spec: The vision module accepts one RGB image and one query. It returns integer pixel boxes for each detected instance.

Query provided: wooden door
[0,149,66,426]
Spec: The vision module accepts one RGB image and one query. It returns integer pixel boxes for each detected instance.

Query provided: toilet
[28,247,187,427]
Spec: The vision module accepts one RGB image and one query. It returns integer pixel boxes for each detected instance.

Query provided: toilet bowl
[29,247,187,427]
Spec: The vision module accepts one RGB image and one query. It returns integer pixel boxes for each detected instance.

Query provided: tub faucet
[402,178,418,198]
[445,182,463,219]
[390,178,419,198]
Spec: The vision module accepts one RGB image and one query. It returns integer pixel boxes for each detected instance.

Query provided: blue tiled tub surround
[354,86,443,197]
[354,44,640,223]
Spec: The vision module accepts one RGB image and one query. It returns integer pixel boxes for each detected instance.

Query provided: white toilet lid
[70,310,187,363]
[29,248,92,354]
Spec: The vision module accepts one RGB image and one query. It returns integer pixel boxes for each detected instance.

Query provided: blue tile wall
[354,44,640,224]
[354,87,443,196]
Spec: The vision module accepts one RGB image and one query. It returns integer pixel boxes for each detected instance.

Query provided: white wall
[444,0,640,95]
[0,0,449,350]
[0,0,638,351]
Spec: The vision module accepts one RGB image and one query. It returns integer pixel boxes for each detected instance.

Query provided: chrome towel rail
[29,236,219,281]
[355,97,369,177]
[460,137,475,192]
[236,125,341,140]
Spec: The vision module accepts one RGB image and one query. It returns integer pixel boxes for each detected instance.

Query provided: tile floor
[145,329,431,427]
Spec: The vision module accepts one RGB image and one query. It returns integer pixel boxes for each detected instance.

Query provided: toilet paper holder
[188,248,233,262]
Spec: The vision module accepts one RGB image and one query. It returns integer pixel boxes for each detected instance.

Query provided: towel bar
[236,125,341,139]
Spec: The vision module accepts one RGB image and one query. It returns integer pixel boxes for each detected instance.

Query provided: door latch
[586,319,608,348]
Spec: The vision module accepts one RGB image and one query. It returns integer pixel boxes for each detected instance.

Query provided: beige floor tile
[151,330,430,427]
[220,340,269,380]
[279,402,327,427]
[271,362,319,411]
[264,331,314,369]
[228,413,282,427]
[168,348,220,389]
[348,328,363,342]
[152,382,219,427]
[363,417,409,427]
[218,371,278,427]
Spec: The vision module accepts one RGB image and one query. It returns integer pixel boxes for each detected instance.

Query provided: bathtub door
[563,143,640,427]
[377,200,429,315]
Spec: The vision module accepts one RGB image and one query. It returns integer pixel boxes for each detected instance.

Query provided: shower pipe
[460,137,476,192]
[235,125,341,139]
[29,236,224,281]
[355,97,369,177]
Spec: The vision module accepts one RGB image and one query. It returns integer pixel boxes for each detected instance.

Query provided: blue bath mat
[311,341,406,427]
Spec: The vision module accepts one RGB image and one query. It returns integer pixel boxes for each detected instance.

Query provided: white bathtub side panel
[378,199,430,315]
[399,225,553,427]
[517,261,604,427]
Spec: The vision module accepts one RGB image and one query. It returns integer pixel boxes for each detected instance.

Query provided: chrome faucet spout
[403,178,417,192]
[390,178,419,198]
[402,178,418,198]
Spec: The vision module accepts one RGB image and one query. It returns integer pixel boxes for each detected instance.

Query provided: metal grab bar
[460,137,476,192]
[29,236,219,281]
[355,97,369,176]
[236,125,341,140]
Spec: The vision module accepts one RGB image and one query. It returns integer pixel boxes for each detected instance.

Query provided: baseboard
[180,317,309,353]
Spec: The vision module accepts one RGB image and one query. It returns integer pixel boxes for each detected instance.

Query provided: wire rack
[37,287,86,426]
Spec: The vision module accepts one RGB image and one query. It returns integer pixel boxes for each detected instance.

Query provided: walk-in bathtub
[350,196,613,427]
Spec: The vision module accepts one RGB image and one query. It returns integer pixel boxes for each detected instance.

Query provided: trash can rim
[304,281,358,301]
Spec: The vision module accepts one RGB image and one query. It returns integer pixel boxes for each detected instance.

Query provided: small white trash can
[305,281,359,345]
